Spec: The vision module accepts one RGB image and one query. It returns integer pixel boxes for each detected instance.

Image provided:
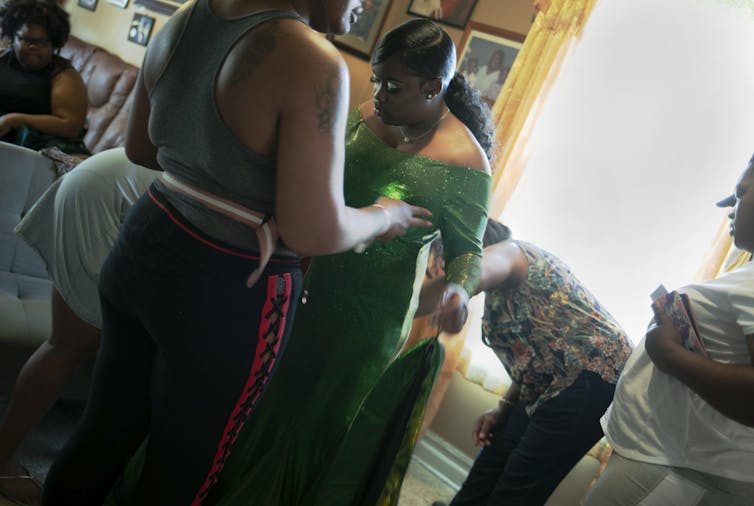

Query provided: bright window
[465,0,754,384]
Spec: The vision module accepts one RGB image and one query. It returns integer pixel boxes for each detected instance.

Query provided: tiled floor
[0,396,83,501]
[0,395,455,506]
[398,458,456,506]
[0,396,83,506]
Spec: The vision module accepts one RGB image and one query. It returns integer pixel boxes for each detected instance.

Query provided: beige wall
[64,0,171,66]
[63,0,535,88]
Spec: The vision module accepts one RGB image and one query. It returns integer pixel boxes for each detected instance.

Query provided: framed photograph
[332,0,393,59]
[407,0,478,29]
[77,0,98,11]
[134,0,188,15]
[456,22,524,106]
[106,0,129,8]
[127,13,155,47]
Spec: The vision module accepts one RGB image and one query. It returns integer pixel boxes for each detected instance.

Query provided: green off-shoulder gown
[111,110,490,506]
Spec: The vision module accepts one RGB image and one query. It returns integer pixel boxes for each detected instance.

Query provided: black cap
[716,194,736,208]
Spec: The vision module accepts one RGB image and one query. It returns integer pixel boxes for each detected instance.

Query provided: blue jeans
[450,370,615,506]
[43,186,302,505]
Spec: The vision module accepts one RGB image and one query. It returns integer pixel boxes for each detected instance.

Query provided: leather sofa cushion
[60,36,139,154]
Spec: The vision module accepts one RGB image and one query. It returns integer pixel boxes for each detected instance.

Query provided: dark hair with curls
[0,0,71,50]
[372,19,495,160]
[483,218,512,248]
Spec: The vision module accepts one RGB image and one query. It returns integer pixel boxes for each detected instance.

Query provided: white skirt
[15,148,158,328]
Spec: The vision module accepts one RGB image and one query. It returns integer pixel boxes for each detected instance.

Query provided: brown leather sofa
[60,35,140,154]
[0,35,139,396]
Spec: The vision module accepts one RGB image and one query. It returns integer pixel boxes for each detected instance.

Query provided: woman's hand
[644,305,754,426]
[436,283,470,334]
[645,304,686,372]
[374,195,433,242]
[0,113,21,137]
[472,406,507,447]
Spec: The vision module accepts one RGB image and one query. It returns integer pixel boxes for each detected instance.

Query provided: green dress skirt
[110,110,490,505]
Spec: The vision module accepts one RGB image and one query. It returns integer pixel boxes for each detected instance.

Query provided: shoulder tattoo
[314,71,339,134]
[230,21,284,86]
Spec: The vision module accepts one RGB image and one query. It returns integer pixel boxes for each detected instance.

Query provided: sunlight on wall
[464,0,754,382]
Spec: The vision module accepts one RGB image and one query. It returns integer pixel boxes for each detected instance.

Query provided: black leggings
[450,370,615,506]
[43,187,301,505]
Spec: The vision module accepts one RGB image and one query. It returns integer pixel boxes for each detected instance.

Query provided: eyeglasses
[14,33,51,48]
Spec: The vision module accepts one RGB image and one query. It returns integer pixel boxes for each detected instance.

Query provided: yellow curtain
[453,0,600,391]
[489,0,599,217]
[694,215,752,281]
[694,217,734,281]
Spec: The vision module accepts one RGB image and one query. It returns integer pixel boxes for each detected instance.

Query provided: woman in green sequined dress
[109,19,493,506]
[204,20,493,506]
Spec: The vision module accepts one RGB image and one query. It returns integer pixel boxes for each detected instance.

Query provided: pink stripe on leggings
[190,272,293,505]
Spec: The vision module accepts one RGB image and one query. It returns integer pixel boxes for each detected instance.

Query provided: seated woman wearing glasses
[0,0,87,150]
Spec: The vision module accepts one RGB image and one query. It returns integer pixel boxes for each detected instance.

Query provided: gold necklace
[399,109,450,144]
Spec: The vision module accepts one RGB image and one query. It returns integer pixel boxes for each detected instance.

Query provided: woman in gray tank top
[42,1,431,504]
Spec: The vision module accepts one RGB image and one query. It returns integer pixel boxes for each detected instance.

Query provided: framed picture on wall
[127,13,155,46]
[407,0,478,29]
[134,0,188,16]
[77,0,98,12]
[106,0,129,8]
[457,22,524,106]
[332,0,393,59]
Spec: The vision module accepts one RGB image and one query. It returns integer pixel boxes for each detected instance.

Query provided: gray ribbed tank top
[149,0,303,253]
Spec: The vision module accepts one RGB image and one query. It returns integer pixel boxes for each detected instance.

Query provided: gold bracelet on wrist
[353,204,392,254]
[371,203,391,234]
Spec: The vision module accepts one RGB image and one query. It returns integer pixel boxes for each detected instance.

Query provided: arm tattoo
[314,71,339,134]
[230,22,284,86]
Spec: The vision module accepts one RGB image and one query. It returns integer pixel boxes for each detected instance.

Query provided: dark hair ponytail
[373,19,495,161]
[445,73,495,161]
[483,219,512,247]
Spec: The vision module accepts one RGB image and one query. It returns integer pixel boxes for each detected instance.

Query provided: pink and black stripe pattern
[191,273,293,505]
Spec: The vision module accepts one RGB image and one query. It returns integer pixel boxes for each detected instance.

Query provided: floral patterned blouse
[482,241,633,415]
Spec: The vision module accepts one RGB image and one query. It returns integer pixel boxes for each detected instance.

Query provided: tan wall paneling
[64,0,171,66]
[64,0,535,105]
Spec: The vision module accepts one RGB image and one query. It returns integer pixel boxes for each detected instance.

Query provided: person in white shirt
[583,152,754,505]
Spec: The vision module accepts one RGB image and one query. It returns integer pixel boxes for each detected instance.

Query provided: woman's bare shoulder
[429,119,491,173]
[237,19,342,74]
[50,66,87,99]
[219,18,344,100]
